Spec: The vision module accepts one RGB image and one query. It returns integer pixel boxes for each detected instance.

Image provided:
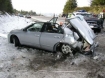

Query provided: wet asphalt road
[31,16,66,23]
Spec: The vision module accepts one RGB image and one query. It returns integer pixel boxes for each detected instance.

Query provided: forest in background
[63,0,105,14]
[0,0,36,15]
[0,0,13,14]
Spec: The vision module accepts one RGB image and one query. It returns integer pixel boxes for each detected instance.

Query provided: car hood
[69,15,96,45]
[10,29,22,33]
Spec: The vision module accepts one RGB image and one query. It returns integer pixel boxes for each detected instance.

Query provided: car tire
[12,37,20,47]
[61,44,73,57]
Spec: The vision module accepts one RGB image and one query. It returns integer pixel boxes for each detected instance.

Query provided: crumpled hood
[69,15,96,45]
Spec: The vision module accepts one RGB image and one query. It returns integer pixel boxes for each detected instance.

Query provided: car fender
[9,34,17,43]
[9,33,20,43]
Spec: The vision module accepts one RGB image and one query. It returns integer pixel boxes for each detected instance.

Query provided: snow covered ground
[0,14,32,37]
[0,14,105,78]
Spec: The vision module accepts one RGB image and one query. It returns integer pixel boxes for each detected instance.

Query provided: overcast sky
[11,0,90,14]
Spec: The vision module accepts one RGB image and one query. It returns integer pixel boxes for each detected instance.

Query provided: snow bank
[0,14,33,34]
[0,33,7,38]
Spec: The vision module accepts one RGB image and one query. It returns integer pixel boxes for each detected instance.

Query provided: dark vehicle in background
[19,14,24,17]
[66,12,102,33]
[80,13,102,33]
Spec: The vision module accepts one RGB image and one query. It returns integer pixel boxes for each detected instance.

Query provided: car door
[48,17,58,25]
[19,22,44,48]
[40,23,64,51]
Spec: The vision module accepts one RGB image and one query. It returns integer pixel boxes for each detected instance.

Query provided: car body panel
[76,16,96,39]
[40,32,64,51]
[63,27,78,48]
[69,16,95,45]
[18,31,41,48]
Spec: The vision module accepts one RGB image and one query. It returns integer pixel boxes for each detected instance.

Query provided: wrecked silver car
[8,16,98,56]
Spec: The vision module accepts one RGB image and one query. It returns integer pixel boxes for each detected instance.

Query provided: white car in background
[25,15,31,18]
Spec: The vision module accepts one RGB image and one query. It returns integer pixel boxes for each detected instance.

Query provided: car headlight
[90,25,94,28]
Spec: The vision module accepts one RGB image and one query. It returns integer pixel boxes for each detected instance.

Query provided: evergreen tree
[0,0,13,14]
[0,0,5,11]
[7,0,13,13]
[91,0,105,6]
[63,0,77,13]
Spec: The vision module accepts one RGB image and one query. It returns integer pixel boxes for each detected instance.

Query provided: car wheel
[12,37,20,47]
[61,44,73,56]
